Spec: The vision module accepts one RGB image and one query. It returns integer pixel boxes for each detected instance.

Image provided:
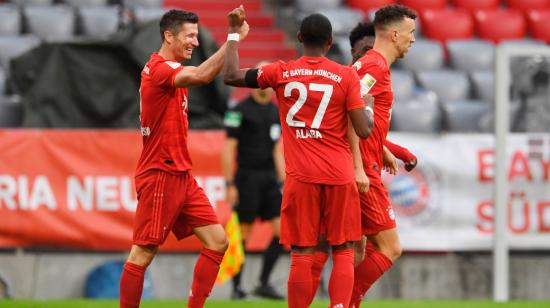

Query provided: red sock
[120,262,146,308]
[187,248,225,308]
[288,253,313,308]
[308,251,328,305]
[349,243,392,308]
[329,248,354,308]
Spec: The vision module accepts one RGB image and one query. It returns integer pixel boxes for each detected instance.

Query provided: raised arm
[174,6,249,88]
[223,9,257,88]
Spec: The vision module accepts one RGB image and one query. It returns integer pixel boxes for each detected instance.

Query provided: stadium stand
[452,0,500,12]
[23,5,76,41]
[527,9,550,43]
[447,39,495,72]
[474,9,526,43]
[417,70,471,102]
[0,4,21,36]
[442,99,491,132]
[78,6,120,38]
[0,95,23,127]
[470,70,495,104]
[398,39,445,71]
[420,9,474,42]
[391,92,442,133]
[0,0,548,132]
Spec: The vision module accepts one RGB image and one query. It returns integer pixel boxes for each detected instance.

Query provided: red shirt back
[352,49,393,176]
[135,53,192,176]
[257,56,365,185]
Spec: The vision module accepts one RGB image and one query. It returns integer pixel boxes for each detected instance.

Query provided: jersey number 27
[284,81,333,129]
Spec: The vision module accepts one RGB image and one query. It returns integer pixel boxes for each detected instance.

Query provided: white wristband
[365,106,374,115]
[227,33,240,42]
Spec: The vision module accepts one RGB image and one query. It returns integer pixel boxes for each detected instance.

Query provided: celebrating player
[348,5,417,308]
[119,7,249,308]
[223,13,373,308]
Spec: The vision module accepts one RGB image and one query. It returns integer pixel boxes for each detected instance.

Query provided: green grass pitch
[2,300,550,308]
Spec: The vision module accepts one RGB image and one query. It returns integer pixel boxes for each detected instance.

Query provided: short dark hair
[374,4,416,31]
[299,13,332,47]
[159,9,199,41]
[349,22,375,48]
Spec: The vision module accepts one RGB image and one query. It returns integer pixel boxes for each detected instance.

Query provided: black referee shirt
[224,96,281,170]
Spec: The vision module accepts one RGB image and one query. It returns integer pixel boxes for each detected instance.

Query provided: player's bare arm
[382,145,398,175]
[349,94,374,138]
[347,117,369,193]
[222,8,257,88]
[174,6,249,88]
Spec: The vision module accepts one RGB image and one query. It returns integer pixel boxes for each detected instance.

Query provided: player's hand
[404,157,418,172]
[382,146,398,175]
[355,167,369,194]
[362,93,374,110]
[225,184,239,209]
[227,5,245,33]
[237,21,250,41]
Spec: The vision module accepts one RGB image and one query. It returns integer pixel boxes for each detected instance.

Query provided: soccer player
[349,21,418,172]
[222,62,285,300]
[119,8,249,308]
[349,5,417,308]
[223,13,373,308]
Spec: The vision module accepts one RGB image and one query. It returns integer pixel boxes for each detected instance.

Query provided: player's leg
[121,170,181,308]
[255,172,284,299]
[120,244,158,308]
[323,181,361,308]
[173,173,228,308]
[280,175,321,308]
[350,178,399,308]
[307,235,329,306]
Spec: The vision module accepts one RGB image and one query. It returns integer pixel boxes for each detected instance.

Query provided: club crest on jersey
[352,61,362,71]
[360,73,377,95]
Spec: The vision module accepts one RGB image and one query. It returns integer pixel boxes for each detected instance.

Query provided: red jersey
[257,56,365,185]
[135,53,192,176]
[352,49,393,176]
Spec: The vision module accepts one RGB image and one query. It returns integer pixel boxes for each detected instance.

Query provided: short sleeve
[346,68,366,111]
[356,61,385,97]
[224,108,243,139]
[257,62,280,89]
[151,61,184,87]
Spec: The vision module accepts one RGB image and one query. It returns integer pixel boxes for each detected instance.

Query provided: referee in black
[222,62,285,300]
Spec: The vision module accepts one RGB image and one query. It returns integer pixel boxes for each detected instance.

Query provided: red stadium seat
[474,9,526,43]
[452,0,500,12]
[399,0,448,13]
[346,0,397,12]
[527,9,550,43]
[421,9,474,42]
[505,0,550,13]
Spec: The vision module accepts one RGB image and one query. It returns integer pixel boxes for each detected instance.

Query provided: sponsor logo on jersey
[143,65,150,75]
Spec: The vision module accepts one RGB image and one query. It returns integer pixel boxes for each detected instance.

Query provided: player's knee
[207,235,229,253]
[127,245,158,268]
[384,243,402,262]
